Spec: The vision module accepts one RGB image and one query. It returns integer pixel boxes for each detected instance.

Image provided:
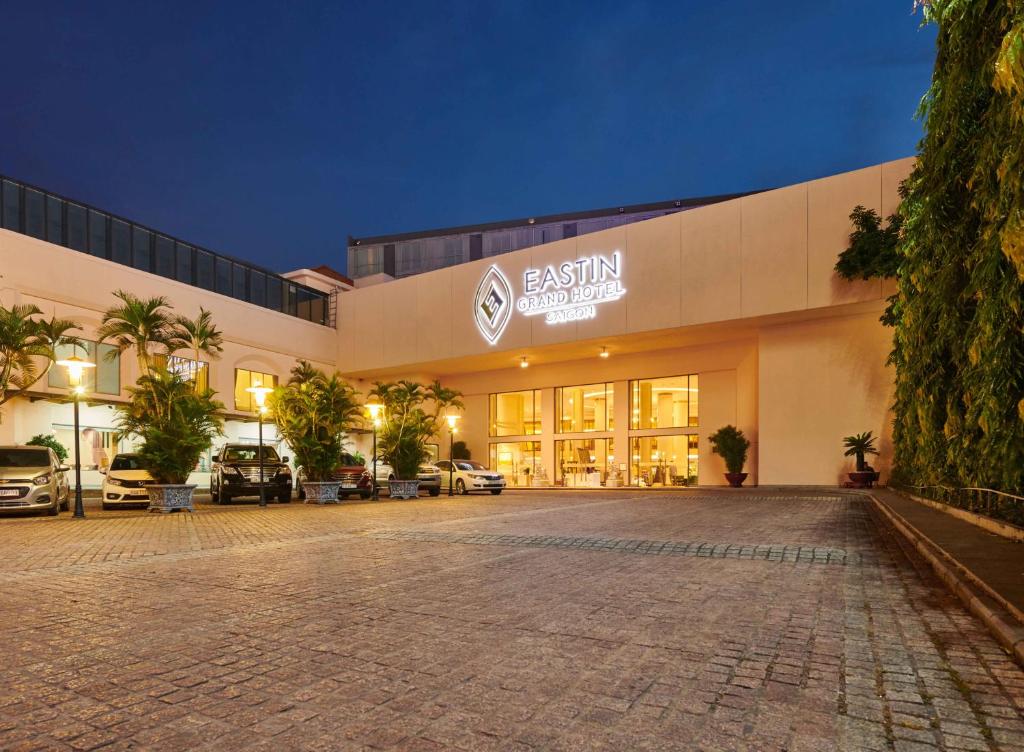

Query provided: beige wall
[757,308,894,485]
[337,158,912,376]
[0,228,337,441]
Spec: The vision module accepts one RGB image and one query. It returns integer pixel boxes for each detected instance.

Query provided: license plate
[341,484,357,489]
[0,489,19,497]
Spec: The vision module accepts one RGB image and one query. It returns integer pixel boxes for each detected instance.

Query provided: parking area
[1,491,1023,751]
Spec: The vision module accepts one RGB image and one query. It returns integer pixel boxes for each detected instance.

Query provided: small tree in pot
[268,361,362,504]
[368,379,463,500]
[115,368,224,512]
[843,431,879,488]
[708,425,751,488]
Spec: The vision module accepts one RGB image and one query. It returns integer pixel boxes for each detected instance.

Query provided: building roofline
[347,190,761,246]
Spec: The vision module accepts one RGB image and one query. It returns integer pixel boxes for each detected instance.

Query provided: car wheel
[429,488,440,497]
[211,481,220,504]
[278,490,291,504]
[101,502,110,511]
[490,489,502,495]
[360,490,371,500]
[47,499,59,516]
[60,494,70,512]
[456,479,467,495]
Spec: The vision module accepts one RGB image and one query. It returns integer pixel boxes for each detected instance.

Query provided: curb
[870,493,1024,667]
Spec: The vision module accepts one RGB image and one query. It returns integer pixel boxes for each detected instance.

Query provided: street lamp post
[55,354,96,519]
[245,383,273,508]
[366,397,383,501]
[445,414,459,496]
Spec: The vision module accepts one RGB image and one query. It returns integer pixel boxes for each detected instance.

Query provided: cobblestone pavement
[1,491,1022,751]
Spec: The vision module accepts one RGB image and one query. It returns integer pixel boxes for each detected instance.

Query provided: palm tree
[96,291,178,375]
[170,307,224,389]
[843,431,879,472]
[0,303,80,411]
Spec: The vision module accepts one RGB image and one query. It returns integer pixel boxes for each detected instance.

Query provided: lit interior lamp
[55,354,96,519]
[245,382,274,508]
[519,356,529,369]
[599,347,609,359]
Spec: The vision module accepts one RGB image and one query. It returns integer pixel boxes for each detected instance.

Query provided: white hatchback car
[435,460,506,495]
[101,453,155,510]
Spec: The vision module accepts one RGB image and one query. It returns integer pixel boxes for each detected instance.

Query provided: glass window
[555,383,613,433]
[216,257,232,294]
[222,445,280,462]
[49,341,120,395]
[232,263,248,300]
[176,243,193,283]
[132,227,152,271]
[489,441,541,487]
[555,438,615,487]
[266,277,282,311]
[88,210,107,257]
[25,189,44,239]
[249,270,266,306]
[2,180,21,231]
[46,195,63,244]
[196,250,215,290]
[630,374,699,429]
[155,235,175,278]
[488,390,541,436]
[66,203,87,251]
[284,284,298,316]
[166,355,209,391]
[234,368,278,412]
[630,435,698,487]
[111,219,130,264]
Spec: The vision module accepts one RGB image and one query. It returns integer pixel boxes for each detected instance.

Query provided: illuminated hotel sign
[473,252,626,345]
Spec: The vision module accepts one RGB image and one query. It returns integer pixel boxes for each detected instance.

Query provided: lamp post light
[55,354,96,519]
[366,397,383,501]
[445,414,460,496]
[245,382,274,508]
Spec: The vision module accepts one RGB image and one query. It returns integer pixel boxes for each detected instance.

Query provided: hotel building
[0,157,911,488]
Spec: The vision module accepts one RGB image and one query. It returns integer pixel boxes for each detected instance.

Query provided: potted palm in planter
[843,431,880,488]
[115,368,224,512]
[268,361,362,504]
[368,380,463,500]
[708,425,751,488]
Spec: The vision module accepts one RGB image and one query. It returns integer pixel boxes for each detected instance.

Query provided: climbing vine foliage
[890,1,1024,492]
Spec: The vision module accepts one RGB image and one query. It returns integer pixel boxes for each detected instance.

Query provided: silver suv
[0,446,70,516]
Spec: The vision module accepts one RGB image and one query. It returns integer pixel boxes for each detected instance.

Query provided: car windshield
[456,461,486,471]
[339,453,362,465]
[0,448,50,467]
[110,455,144,471]
[223,447,280,462]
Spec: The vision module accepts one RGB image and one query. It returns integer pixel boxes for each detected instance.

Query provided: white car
[101,453,155,509]
[435,460,506,495]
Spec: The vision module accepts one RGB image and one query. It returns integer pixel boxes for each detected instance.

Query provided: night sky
[0,2,937,275]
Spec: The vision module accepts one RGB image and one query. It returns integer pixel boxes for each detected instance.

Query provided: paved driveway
[1,491,1022,751]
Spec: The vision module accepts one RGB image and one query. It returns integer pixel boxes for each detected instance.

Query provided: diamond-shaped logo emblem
[473,265,513,345]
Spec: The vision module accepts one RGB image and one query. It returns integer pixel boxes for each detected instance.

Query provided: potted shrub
[843,431,880,488]
[115,368,224,512]
[708,425,751,487]
[268,361,362,504]
[368,380,463,500]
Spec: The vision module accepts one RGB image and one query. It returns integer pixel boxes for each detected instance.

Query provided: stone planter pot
[848,471,880,489]
[302,481,342,504]
[724,472,748,488]
[389,479,420,500]
[147,484,197,513]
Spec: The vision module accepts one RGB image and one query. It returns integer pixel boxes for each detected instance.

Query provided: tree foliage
[97,291,179,375]
[708,425,750,475]
[368,380,463,480]
[835,205,904,282]
[268,361,362,482]
[0,303,80,414]
[26,433,68,462]
[115,368,224,484]
[890,1,1024,492]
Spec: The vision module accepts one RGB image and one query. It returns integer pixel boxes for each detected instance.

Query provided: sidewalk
[871,487,1024,661]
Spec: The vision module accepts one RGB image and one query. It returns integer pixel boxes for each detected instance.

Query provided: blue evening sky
[0,2,936,274]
